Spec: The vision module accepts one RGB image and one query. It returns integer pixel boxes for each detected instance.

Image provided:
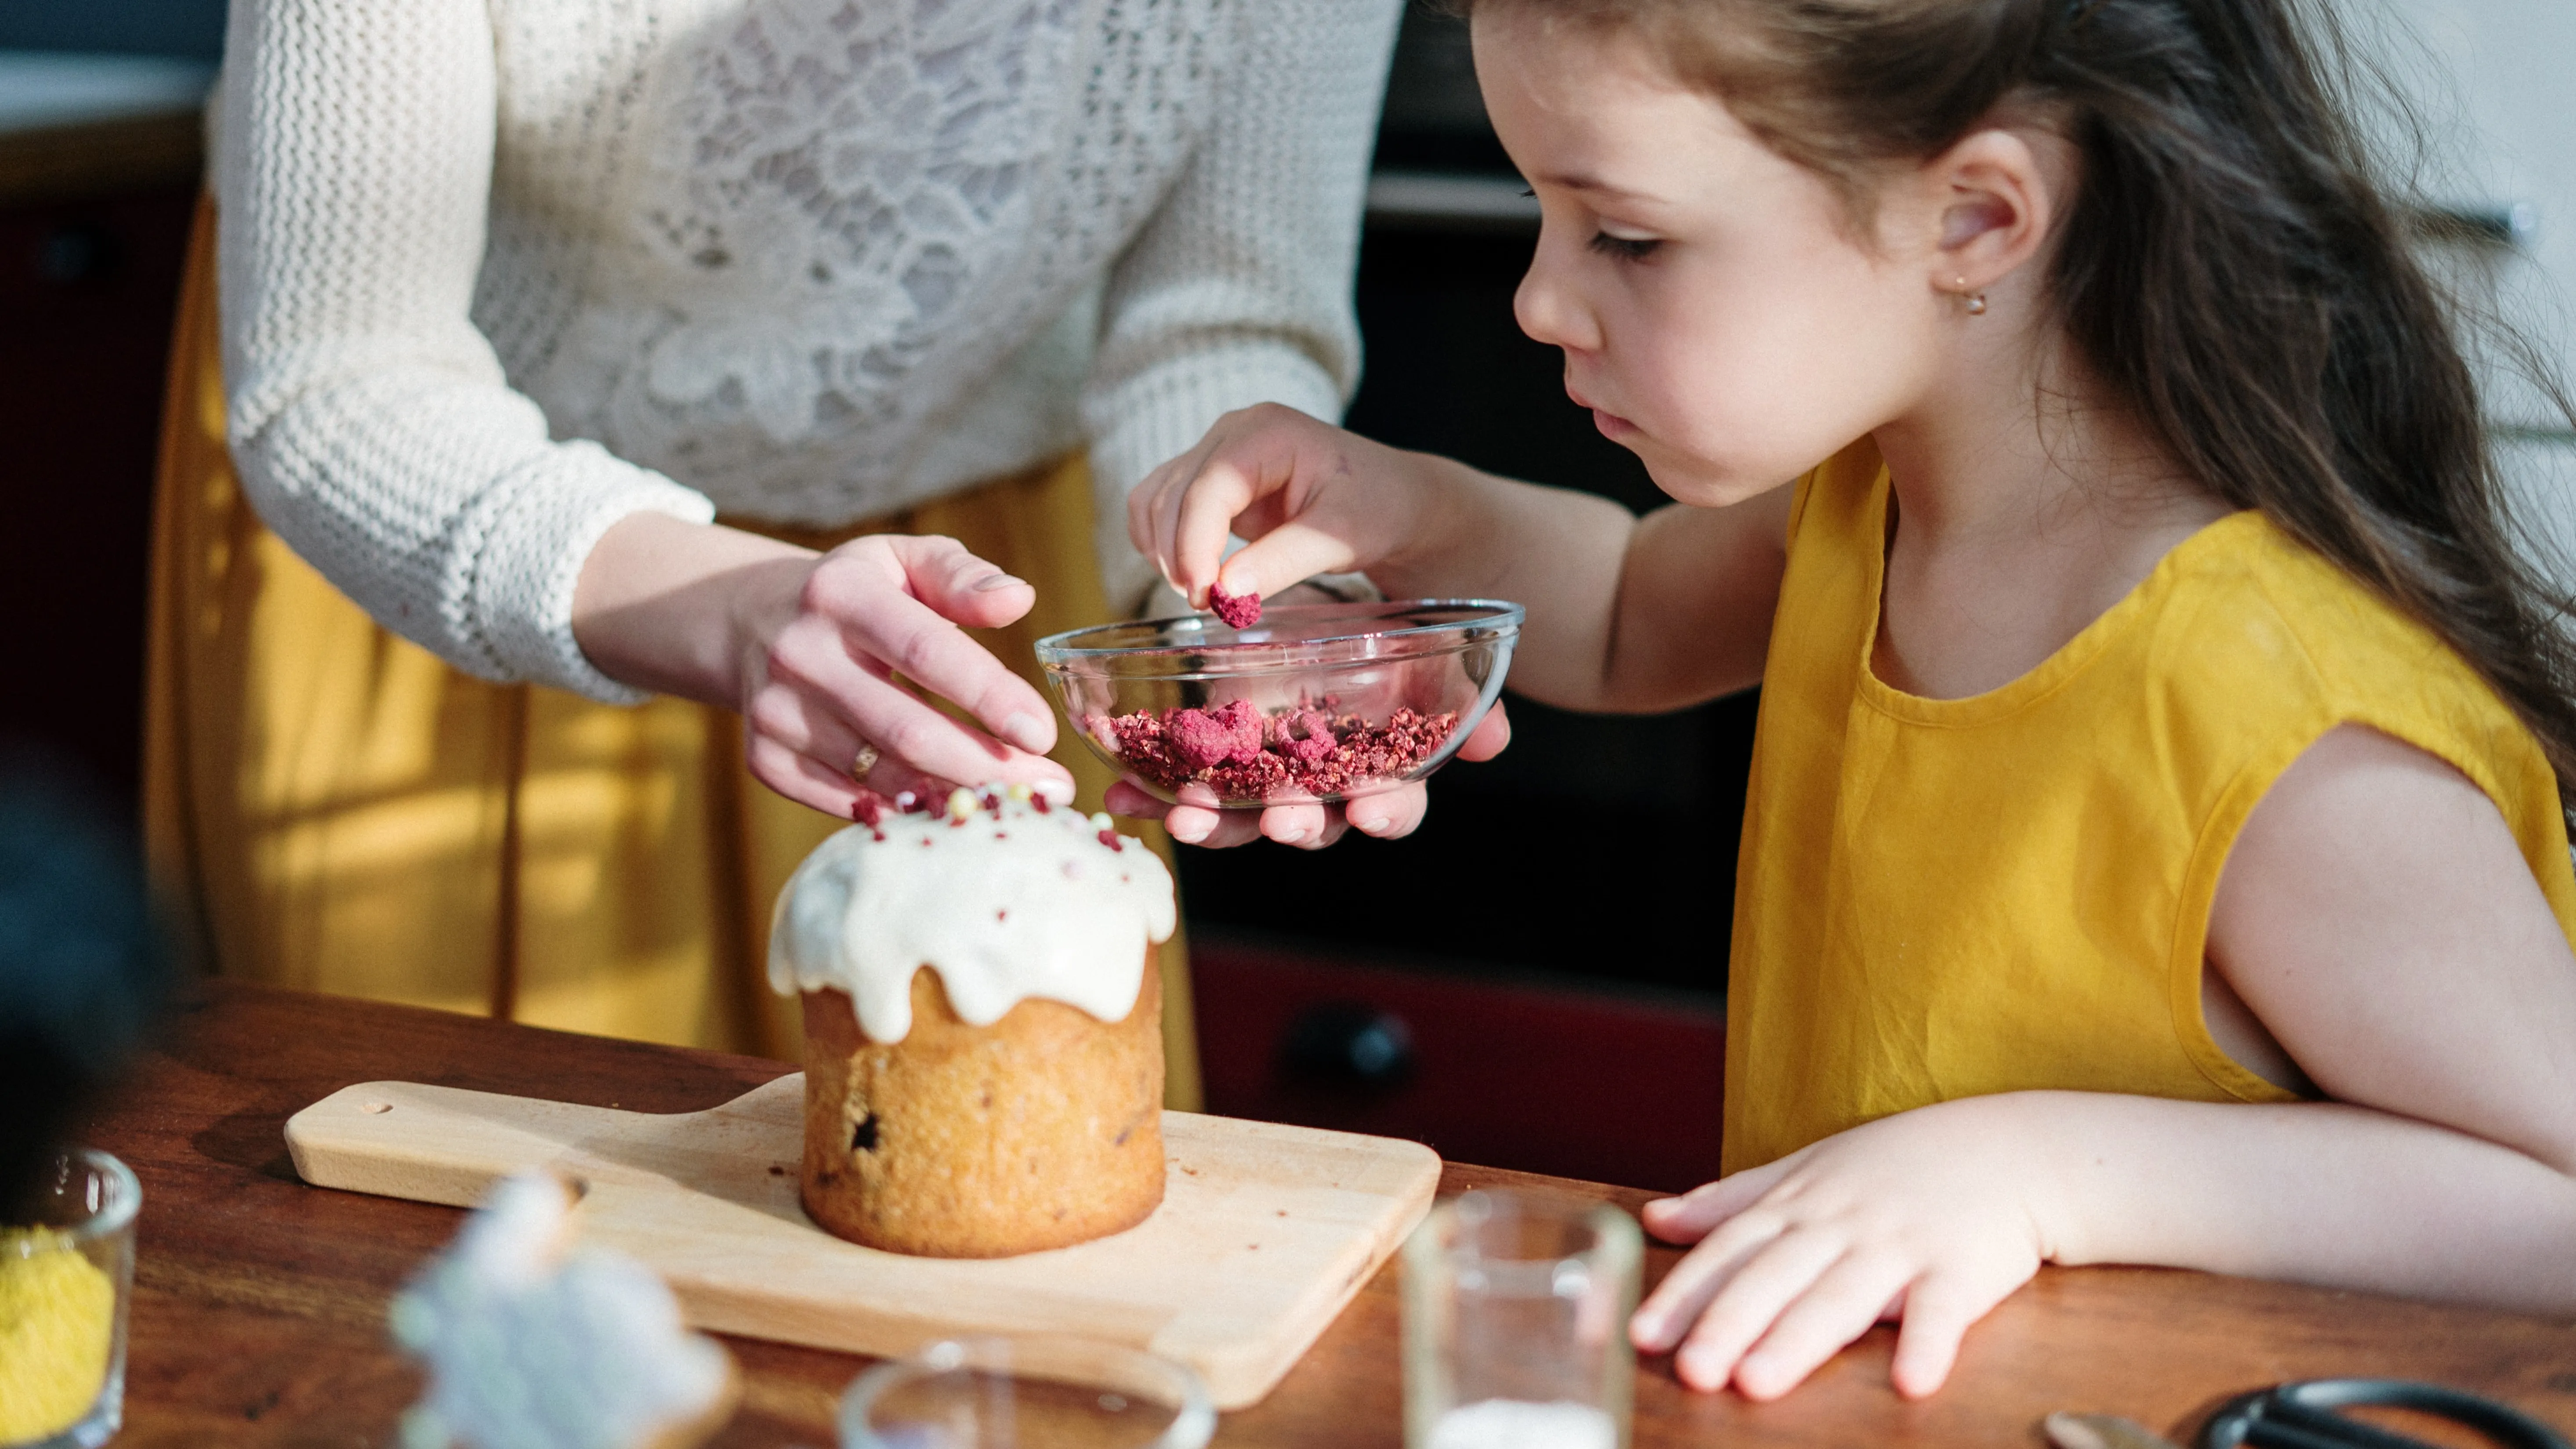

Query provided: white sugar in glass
[1402,1189,1642,1449]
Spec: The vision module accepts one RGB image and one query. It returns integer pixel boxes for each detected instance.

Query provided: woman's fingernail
[1003,712,1051,753]
[1172,817,1211,843]
[1350,809,1388,833]
[974,572,1027,593]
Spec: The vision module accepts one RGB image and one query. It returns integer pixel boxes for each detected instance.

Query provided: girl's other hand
[1631,1097,2062,1401]
[1103,699,1512,848]
[573,514,1076,820]
[1127,403,1436,611]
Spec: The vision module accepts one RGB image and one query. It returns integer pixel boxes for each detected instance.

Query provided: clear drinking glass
[839,1335,1217,1449]
[3,1149,140,1449]
[1402,1189,1643,1449]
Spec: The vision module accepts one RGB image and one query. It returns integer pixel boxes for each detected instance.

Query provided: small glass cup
[1402,1189,1642,1449]
[840,1335,1217,1449]
[3,1149,141,1449]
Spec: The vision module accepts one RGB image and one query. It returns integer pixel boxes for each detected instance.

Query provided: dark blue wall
[0,0,225,59]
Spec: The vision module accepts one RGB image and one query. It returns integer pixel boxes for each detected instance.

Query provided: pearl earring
[1956,276,1987,315]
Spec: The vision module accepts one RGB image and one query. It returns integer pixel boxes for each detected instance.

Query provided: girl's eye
[1588,232,1661,261]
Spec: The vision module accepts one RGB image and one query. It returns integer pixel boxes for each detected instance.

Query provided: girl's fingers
[1888,1270,2007,1400]
[1345,784,1428,838]
[1163,803,1246,847]
[1171,442,1280,605]
[1456,701,1513,763]
[1642,1157,1793,1243]
[1670,1231,1849,1393]
[1630,1207,1786,1354]
[1259,802,1333,848]
[1732,1253,1914,1401]
[1212,519,1362,605]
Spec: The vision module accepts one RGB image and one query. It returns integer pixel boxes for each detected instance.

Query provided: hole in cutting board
[359,1101,392,1115]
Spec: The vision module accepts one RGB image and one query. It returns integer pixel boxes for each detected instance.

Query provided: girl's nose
[1514,231,1602,354]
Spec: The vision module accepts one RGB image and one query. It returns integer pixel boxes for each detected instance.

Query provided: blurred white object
[389,1172,735,1449]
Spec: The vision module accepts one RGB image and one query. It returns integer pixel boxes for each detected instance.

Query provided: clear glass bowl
[840,1336,1215,1449]
[1035,600,1524,809]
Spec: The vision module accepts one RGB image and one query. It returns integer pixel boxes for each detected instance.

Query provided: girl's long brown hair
[1464,0,2576,809]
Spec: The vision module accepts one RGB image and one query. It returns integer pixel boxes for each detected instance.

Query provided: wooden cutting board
[284,1076,1439,1409]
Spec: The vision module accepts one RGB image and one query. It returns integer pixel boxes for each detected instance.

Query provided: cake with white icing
[768,785,1177,1257]
[389,1172,736,1449]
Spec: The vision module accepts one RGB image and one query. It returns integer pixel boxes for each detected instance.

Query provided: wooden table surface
[93,980,2576,1448]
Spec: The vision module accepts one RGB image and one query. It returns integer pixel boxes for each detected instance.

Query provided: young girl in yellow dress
[1118,0,2576,1402]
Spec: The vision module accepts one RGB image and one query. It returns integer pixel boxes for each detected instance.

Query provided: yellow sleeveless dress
[144,202,1199,1104]
[1723,439,2576,1173]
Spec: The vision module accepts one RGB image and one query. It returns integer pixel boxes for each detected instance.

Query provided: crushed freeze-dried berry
[1095,703,1458,801]
[1208,583,1262,629]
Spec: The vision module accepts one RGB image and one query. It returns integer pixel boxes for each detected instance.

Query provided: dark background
[0,4,225,58]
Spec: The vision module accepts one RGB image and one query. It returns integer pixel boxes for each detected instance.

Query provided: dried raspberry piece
[1208,583,1262,629]
[851,793,885,827]
[1166,708,1240,771]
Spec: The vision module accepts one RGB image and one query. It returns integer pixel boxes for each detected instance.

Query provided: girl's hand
[1122,404,1505,846]
[1633,1097,2062,1402]
[1127,402,1440,616]
[1102,702,1513,848]
[574,515,1075,820]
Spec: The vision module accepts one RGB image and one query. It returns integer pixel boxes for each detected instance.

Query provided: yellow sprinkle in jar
[0,1151,138,1449]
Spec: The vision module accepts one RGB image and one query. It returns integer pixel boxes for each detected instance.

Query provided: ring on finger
[851,743,882,779]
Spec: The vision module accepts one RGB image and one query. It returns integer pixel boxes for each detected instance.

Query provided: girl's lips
[1567,384,1635,438]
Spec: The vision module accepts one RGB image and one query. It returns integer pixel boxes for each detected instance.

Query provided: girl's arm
[1127,405,1796,711]
[1633,725,2576,1400]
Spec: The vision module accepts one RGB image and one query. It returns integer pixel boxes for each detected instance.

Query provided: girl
[1119,0,2576,1402]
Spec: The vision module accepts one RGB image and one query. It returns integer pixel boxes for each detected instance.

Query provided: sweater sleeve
[214,0,715,705]
[1079,0,1405,618]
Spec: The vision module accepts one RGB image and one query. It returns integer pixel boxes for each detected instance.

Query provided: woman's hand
[1633,1097,2064,1402]
[572,514,1074,820]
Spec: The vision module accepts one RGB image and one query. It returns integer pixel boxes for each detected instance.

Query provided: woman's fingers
[808,546,1060,761]
[745,732,869,820]
[1732,1253,1914,1401]
[765,615,1069,796]
[1671,1231,1851,1394]
[889,533,1036,630]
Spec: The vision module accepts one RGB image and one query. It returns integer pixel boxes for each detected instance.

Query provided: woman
[146,0,1402,1095]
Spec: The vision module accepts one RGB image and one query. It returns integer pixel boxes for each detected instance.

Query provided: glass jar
[1402,1188,1642,1449]
[2,1149,139,1449]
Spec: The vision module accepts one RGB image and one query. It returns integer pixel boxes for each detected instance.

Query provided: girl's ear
[1922,127,2062,298]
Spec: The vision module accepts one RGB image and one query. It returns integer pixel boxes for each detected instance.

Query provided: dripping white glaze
[767,788,1176,1044]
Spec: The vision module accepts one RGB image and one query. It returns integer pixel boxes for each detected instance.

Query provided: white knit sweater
[214,0,1399,702]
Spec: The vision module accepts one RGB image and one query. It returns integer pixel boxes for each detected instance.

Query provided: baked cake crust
[801,961,1165,1257]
